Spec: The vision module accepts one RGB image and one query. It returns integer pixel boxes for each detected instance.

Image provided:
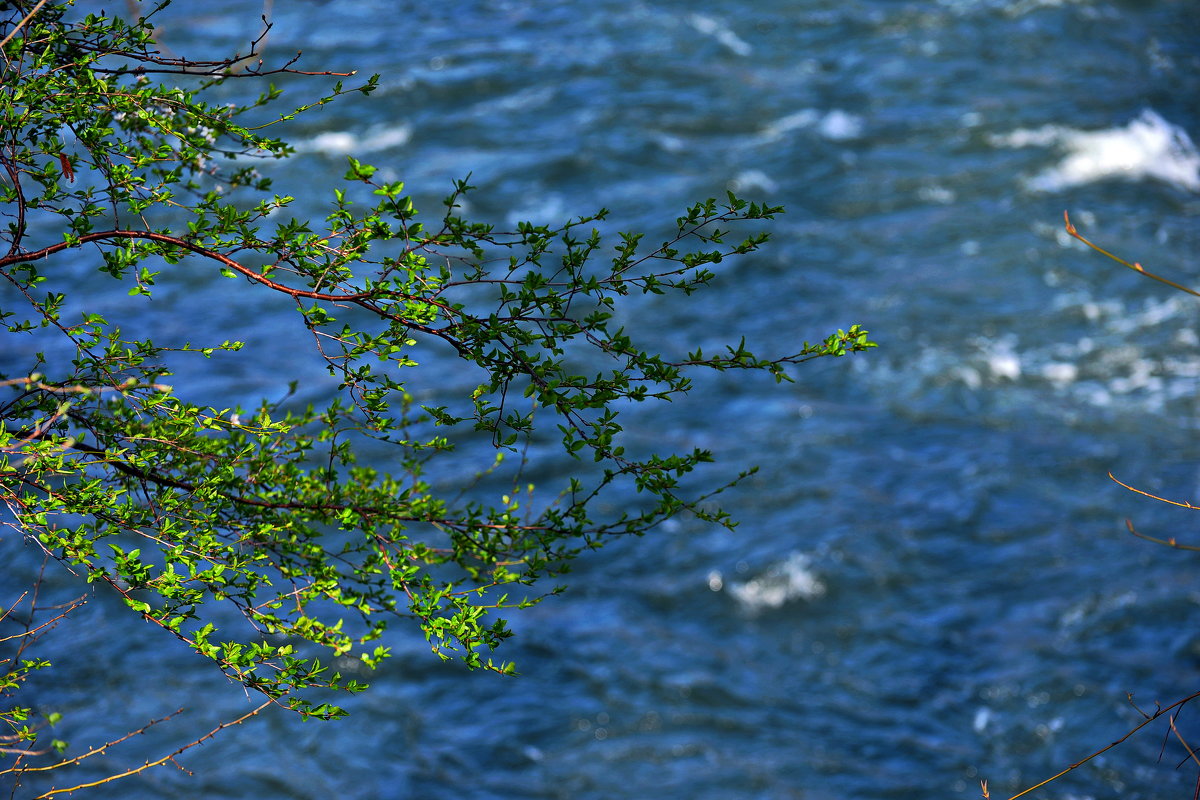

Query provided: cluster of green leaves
[0,0,873,773]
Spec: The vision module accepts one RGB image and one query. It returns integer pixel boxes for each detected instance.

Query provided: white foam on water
[505,194,570,227]
[722,552,826,612]
[1040,362,1078,384]
[865,285,1197,420]
[1059,590,1139,631]
[473,85,556,115]
[817,109,864,141]
[762,109,821,139]
[728,169,778,194]
[918,183,956,204]
[959,335,1024,383]
[652,132,687,153]
[938,0,1104,20]
[761,109,865,142]
[998,0,1090,17]
[989,110,1200,192]
[293,124,413,155]
[687,14,752,57]
[987,350,1022,381]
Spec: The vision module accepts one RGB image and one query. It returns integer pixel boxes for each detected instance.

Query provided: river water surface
[5,1,1199,798]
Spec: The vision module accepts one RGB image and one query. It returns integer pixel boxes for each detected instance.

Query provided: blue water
[4,1,1199,798]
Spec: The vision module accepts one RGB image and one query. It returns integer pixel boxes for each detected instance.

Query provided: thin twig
[1064,211,1200,297]
[1125,519,1200,552]
[1109,472,1200,511]
[0,0,51,51]
[1006,690,1200,800]
[1171,713,1200,768]
[0,595,87,644]
[16,700,271,798]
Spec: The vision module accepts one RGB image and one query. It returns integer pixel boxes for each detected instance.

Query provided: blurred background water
[4,0,1199,798]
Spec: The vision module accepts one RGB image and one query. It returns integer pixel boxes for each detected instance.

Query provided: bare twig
[1171,713,1200,769]
[1,698,271,798]
[1107,471,1200,549]
[32,700,271,797]
[1005,692,1200,799]
[1064,211,1200,297]
[1109,472,1200,511]
[1125,519,1200,551]
[0,595,86,644]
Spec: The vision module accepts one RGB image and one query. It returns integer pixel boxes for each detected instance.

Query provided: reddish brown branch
[1109,471,1200,511]
[1064,211,1200,297]
[0,230,374,302]
[1125,519,1200,551]
[1005,689,1200,800]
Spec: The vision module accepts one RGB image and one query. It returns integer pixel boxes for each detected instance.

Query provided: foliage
[0,1,873,792]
